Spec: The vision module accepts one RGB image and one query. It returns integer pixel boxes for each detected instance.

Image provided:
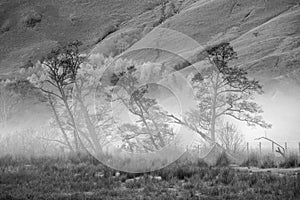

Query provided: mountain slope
[0,0,162,75]
[90,0,300,141]
[1,0,300,141]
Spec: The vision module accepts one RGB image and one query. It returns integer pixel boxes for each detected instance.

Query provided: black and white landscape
[0,0,300,199]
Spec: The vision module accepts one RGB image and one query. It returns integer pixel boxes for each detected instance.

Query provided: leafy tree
[189,42,271,142]
[108,63,175,153]
[170,43,271,146]
[28,41,113,155]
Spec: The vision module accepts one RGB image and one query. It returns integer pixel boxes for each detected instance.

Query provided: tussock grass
[0,154,299,199]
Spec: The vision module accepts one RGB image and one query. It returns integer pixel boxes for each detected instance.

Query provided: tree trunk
[73,130,80,153]
[62,96,92,154]
[210,70,221,143]
[48,95,75,154]
[210,84,217,142]
[73,83,104,156]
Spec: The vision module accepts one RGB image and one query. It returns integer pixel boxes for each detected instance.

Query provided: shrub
[142,1,161,12]
[215,151,230,167]
[218,168,235,185]
[279,154,299,168]
[0,155,15,167]
[174,60,190,71]
[95,24,118,44]
[260,155,276,169]
[154,161,199,180]
[0,19,10,33]
[196,159,209,168]
[174,167,194,180]
[67,152,99,165]
[242,153,259,167]
[22,11,42,28]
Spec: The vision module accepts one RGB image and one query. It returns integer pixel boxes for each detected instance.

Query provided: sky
[232,76,300,152]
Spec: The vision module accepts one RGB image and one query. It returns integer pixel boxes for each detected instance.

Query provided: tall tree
[28,41,112,155]
[190,42,271,142]
[170,43,271,146]
[108,64,175,153]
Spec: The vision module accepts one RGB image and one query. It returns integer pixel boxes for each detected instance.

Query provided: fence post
[259,142,262,157]
[272,142,274,155]
[258,142,262,166]
[285,142,288,154]
[247,142,250,157]
[298,142,300,155]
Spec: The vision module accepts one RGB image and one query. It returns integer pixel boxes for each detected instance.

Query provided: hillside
[91,0,300,141]
[0,0,300,141]
[0,0,162,76]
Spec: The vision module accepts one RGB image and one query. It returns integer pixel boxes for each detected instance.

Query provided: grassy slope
[116,0,300,76]
[0,0,162,75]
[1,0,299,80]
[91,0,300,91]
[108,0,300,110]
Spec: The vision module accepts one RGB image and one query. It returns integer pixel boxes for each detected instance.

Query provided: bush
[68,152,99,165]
[0,155,15,167]
[218,168,235,185]
[196,159,209,168]
[22,11,42,28]
[279,154,299,168]
[95,24,118,44]
[142,1,161,12]
[242,153,259,167]
[260,155,276,169]
[154,161,199,180]
[215,151,230,167]
[0,19,10,33]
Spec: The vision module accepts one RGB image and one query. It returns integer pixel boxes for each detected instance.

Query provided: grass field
[0,154,299,200]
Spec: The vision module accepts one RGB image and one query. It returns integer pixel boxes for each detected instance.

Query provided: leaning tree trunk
[48,94,75,154]
[74,83,104,157]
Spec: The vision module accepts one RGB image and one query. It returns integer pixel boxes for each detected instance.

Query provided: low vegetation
[242,152,300,168]
[0,154,299,200]
[22,11,42,28]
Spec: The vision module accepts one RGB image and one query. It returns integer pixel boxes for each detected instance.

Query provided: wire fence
[246,141,300,158]
[246,141,300,155]
[182,141,300,165]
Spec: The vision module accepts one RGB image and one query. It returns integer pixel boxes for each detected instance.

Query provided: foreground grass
[0,155,299,200]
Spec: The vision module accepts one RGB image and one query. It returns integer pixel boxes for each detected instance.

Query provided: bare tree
[217,122,245,154]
